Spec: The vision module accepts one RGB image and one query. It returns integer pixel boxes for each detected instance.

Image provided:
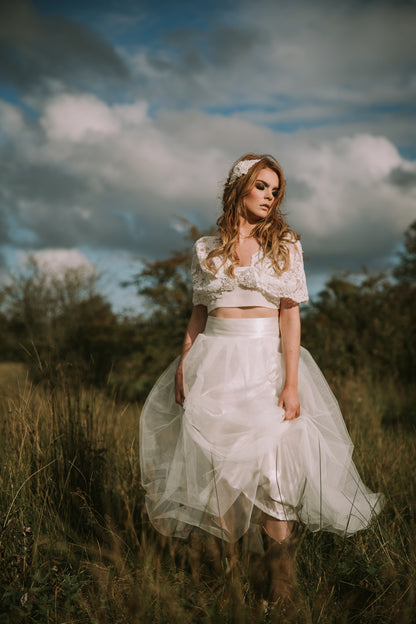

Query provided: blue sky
[0,0,415,312]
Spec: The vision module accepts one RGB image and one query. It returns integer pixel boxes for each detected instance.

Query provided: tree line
[0,222,415,421]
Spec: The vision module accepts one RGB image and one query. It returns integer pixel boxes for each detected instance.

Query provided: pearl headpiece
[229,158,261,184]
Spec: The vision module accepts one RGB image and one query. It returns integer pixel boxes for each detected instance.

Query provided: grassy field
[0,361,415,623]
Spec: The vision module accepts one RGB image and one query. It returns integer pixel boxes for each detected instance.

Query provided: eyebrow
[257,178,279,190]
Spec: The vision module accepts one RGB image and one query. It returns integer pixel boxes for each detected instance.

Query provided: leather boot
[262,526,300,616]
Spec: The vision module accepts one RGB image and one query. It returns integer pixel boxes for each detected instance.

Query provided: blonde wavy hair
[205,153,299,276]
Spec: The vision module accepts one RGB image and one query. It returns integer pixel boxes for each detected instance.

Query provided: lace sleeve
[191,242,207,306]
[283,240,309,304]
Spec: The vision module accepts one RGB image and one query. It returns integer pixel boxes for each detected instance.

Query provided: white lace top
[191,235,309,312]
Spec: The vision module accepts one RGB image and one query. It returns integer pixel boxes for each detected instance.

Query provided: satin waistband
[204,316,280,338]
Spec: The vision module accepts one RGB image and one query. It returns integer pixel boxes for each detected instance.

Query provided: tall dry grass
[0,362,415,623]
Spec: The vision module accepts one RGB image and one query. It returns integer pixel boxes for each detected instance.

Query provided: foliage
[301,220,416,429]
[119,224,207,401]
[0,257,133,387]
[393,220,416,286]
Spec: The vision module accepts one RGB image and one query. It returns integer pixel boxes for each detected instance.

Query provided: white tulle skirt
[140,317,383,549]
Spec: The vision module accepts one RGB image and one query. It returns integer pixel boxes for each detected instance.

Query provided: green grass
[0,362,415,623]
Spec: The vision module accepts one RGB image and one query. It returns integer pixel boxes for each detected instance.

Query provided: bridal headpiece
[229,158,261,184]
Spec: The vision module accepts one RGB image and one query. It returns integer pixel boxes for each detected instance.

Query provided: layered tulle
[140,317,383,548]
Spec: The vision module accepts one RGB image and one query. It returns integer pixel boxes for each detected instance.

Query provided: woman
[140,153,383,560]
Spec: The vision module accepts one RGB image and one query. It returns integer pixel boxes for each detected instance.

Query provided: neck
[238,217,256,241]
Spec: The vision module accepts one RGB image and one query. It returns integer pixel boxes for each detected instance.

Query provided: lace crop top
[191,235,309,312]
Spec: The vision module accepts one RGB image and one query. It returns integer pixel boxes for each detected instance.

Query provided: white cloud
[26,249,97,279]
[36,93,227,203]
[283,134,416,263]
[41,93,121,142]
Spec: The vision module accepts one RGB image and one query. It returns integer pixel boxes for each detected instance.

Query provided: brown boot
[263,526,300,616]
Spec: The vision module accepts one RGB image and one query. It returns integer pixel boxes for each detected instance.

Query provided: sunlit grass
[0,362,415,623]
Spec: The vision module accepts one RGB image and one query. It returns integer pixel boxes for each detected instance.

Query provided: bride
[140,153,383,600]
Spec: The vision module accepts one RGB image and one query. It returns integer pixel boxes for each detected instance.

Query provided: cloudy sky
[1,0,415,312]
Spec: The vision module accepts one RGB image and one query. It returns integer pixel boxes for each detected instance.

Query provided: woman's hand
[279,299,301,421]
[175,362,185,406]
[175,304,207,407]
[278,386,300,421]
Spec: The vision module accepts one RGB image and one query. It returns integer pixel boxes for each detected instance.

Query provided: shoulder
[281,230,300,246]
[194,234,221,247]
[280,232,304,262]
[193,235,221,257]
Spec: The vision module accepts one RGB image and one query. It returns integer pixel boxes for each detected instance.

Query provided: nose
[265,188,272,200]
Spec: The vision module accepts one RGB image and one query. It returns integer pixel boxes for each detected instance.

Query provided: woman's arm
[278,299,301,420]
[175,304,208,405]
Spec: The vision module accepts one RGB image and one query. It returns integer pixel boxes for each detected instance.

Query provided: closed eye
[256,179,279,198]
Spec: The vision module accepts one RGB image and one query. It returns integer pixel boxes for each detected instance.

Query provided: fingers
[175,386,185,406]
[283,404,300,420]
[278,388,300,420]
[175,368,185,406]
[174,382,185,406]
[284,410,299,421]
[175,393,184,406]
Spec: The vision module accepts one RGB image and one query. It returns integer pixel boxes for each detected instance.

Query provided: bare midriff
[208,306,279,319]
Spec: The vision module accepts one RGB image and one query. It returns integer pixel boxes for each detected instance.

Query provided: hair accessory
[229,158,261,184]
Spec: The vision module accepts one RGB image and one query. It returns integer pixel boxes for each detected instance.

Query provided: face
[242,167,280,222]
